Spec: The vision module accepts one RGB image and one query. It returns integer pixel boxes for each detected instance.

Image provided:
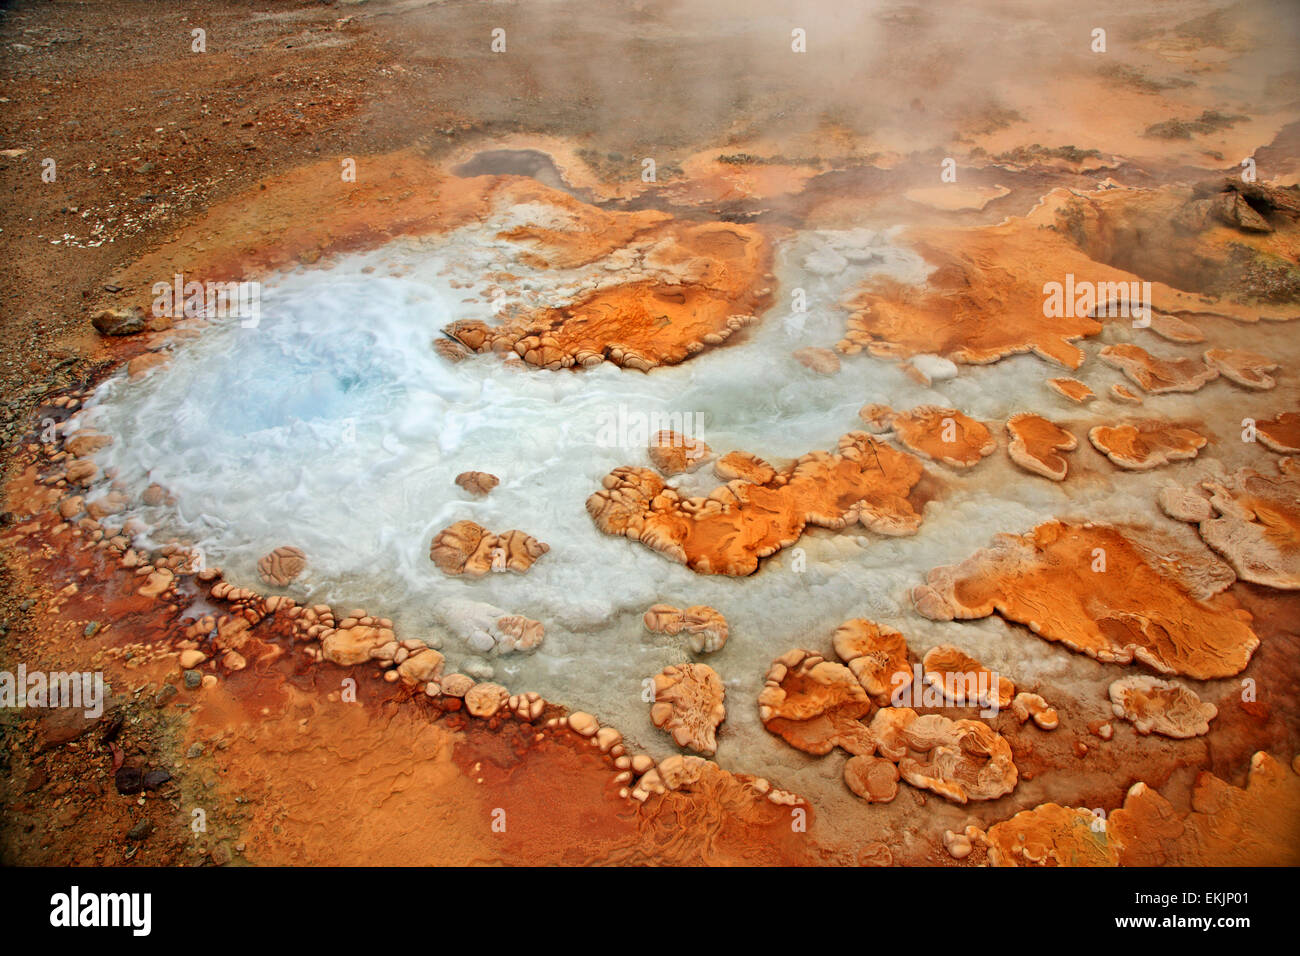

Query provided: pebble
[126,820,153,841]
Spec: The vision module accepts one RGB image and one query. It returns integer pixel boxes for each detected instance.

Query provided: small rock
[142,768,171,791]
[114,765,144,795]
[183,669,202,689]
[92,306,146,336]
[126,820,153,841]
[178,649,206,669]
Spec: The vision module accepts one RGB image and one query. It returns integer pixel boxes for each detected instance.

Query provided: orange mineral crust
[881,405,997,469]
[836,187,1292,371]
[1257,411,1300,454]
[912,521,1259,679]
[921,644,1015,710]
[1087,420,1207,470]
[1098,343,1219,394]
[1048,378,1095,403]
[831,618,913,707]
[429,520,549,576]
[587,431,929,575]
[444,209,773,370]
[758,649,876,756]
[1159,461,1300,590]
[977,751,1300,867]
[1006,413,1077,480]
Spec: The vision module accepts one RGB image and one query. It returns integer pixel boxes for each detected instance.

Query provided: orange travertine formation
[1256,412,1300,453]
[642,604,729,654]
[831,618,913,706]
[1203,347,1278,389]
[757,649,875,756]
[835,188,1284,371]
[1148,313,1205,344]
[445,209,772,370]
[792,347,841,374]
[647,430,713,476]
[1110,383,1143,404]
[912,521,1259,679]
[1048,378,1095,403]
[843,755,901,804]
[587,432,927,576]
[256,546,306,587]
[979,804,1118,867]
[1011,692,1059,730]
[713,450,778,485]
[1107,752,1300,867]
[978,752,1300,867]
[869,708,1018,804]
[454,471,500,496]
[650,663,727,756]
[1006,413,1077,480]
[1099,343,1219,394]
[1108,676,1217,738]
[859,404,996,469]
[429,520,549,576]
[888,406,996,469]
[1088,421,1207,470]
[921,644,1015,710]
[1159,461,1300,590]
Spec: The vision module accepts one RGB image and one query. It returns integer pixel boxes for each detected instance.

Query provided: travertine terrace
[1,0,1298,889]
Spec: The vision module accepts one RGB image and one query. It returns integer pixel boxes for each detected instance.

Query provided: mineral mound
[442,184,773,371]
[912,520,1259,679]
[1159,462,1300,589]
[256,546,307,587]
[643,604,729,653]
[863,404,996,469]
[757,649,874,756]
[1006,413,1077,480]
[870,708,1018,804]
[1088,421,1207,470]
[650,663,727,756]
[429,520,549,576]
[831,618,913,706]
[1098,343,1219,394]
[587,431,927,575]
[1108,676,1217,738]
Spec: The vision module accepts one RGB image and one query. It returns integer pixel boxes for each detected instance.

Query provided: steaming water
[77,213,1293,843]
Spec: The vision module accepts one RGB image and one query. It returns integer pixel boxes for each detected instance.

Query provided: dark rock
[114,765,144,795]
[23,767,48,793]
[154,683,178,707]
[126,820,153,841]
[142,768,171,791]
[92,306,145,336]
[183,669,202,689]
[36,707,105,752]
